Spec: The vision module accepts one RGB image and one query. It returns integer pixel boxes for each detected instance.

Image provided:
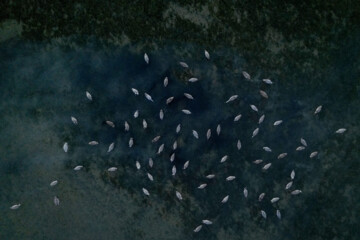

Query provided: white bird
[152,136,161,143]
[136,161,141,170]
[107,142,115,153]
[263,146,272,152]
[179,62,189,68]
[262,163,272,170]
[206,174,215,179]
[335,128,346,134]
[291,190,302,195]
[131,88,139,95]
[226,95,238,103]
[142,119,148,129]
[202,219,212,225]
[163,77,168,87]
[204,50,210,59]
[108,167,117,172]
[274,120,283,126]
[176,191,183,200]
[242,71,250,79]
[183,161,189,170]
[142,188,150,196]
[300,138,308,146]
[220,155,228,163]
[159,109,164,120]
[63,142,68,153]
[188,77,199,82]
[106,121,115,128]
[157,144,164,154]
[124,121,130,131]
[147,173,153,181]
[250,105,258,112]
[221,195,229,203]
[252,128,259,138]
[296,146,305,151]
[176,124,181,134]
[278,153,287,159]
[193,225,202,233]
[261,210,267,219]
[172,165,177,176]
[86,91,92,101]
[173,141,177,150]
[217,124,221,135]
[314,105,322,115]
[144,93,154,102]
[206,129,211,140]
[243,188,248,198]
[50,180,58,187]
[258,193,265,202]
[258,114,265,124]
[71,116,78,125]
[166,96,174,105]
[253,159,263,164]
[54,196,60,206]
[276,209,281,219]
[262,79,273,84]
[285,181,293,190]
[74,165,83,171]
[170,153,175,162]
[89,141,98,145]
[259,90,268,99]
[234,114,242,122]
[10,204,21,210]
[192,130,199,139]
[271,197,280,203]
[198,183,207,189]
[182,109,191,115]
[148,158,153,168]
[144,53,149,64]
[129,138,134,148]
[184,93,194,100]
[291,170,295,179]
[237,140,242,150]
[226,176,236,181]
[133,110,139,118]
[310,151,318,158]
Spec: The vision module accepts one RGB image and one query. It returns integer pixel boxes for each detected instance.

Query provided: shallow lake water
[0,39,359,240]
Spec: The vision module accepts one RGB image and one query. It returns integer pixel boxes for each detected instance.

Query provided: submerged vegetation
[0,1,359,240]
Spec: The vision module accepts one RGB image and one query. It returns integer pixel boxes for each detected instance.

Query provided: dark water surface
[0,39,359,240]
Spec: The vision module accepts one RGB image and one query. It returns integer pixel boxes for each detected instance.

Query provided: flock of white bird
[9,50,348,234]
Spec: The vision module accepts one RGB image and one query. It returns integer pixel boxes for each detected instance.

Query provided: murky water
[0,40,359,240]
